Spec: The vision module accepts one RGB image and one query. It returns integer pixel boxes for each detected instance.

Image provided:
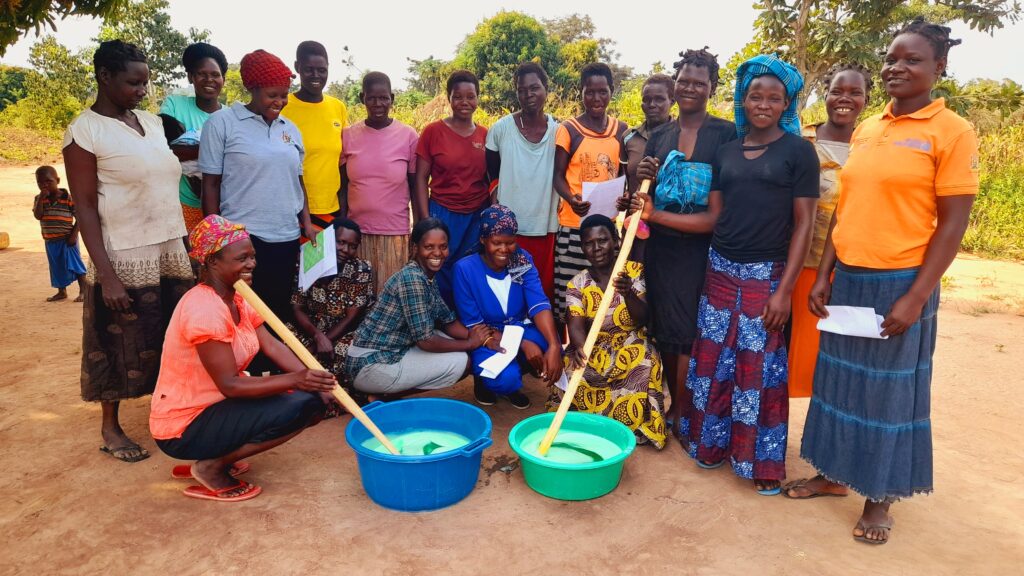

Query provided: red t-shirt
[415,120,489,213]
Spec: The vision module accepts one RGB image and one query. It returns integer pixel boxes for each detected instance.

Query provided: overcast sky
[3,0,1021,87]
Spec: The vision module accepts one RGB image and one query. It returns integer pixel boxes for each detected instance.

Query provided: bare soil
[1,165,1022,575]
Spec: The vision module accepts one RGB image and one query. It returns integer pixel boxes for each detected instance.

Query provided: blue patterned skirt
[800,263,938,501]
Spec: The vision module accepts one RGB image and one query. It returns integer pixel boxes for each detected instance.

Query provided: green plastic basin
[508,412,637,501]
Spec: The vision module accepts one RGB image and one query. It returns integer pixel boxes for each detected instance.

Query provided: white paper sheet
[816,305,889,340]
[553,372,569,391]
[298,226,337,292]
[478,324,525,378]
[581,176,626,219]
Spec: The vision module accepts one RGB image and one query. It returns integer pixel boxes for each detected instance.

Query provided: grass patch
[961,126,1024,260]
[0,127,62,165]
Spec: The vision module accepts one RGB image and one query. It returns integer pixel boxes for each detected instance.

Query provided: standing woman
[650,55,818,495]
[200,49,315,323]
[340,72,419,293]
[414,70,490,304]
[786,64,871,399]
[795,20,978,545]
[281,40,348,230]
[625,48,736,431]
[621,73,674,195]
[63,40,193,462]
[160,42,227,234]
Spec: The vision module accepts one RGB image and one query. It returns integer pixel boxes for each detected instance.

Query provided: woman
[787,63,872,398]
[453,205,563,409]
[344,218,491,395]
[553,62,628,325]
[553,214,665,448]
[795,20,978,545]
[63,40,193,463]
[288,218,375,393]
[151,215,334,502]
[624,48,737,431]
[281,40,348,230]
[621,73,674,194]
[340,71,419,293]
[199,49,315,324]
[414,70,490,305]
[640,55,818,495]
[160,42,227,233]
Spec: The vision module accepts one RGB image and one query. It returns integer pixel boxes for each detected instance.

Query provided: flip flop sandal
[100,444,150,463]
[757,484,782,496]
[782,478,848,499]
[853,516,894,545]
[183,480,262,502]
[695,459,725,470]
[171,461,251,480]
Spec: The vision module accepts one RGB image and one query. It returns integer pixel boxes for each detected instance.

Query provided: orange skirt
[788,267,820,398]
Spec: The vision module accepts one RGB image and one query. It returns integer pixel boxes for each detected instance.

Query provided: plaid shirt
[345,261,456,376]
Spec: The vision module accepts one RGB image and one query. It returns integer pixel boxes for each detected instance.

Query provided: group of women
[63,19,978,545]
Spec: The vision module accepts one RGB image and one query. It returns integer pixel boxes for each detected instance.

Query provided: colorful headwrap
[734,54,805,136]
[188,214,250,263]
[239,49,294,91]
[477,204,532,283]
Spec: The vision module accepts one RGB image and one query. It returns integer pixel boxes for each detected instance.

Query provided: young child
[32,165,87,302]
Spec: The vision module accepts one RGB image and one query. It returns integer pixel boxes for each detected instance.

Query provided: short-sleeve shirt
[150,284,265,439]
[711,131,820,263]
[452,251,551,329]
[832,98,980,269]
[160,94,218,207]
[416,120,489,213]
[485,114,560,236]
[199,102,306,242]
[281,94,348,215]
[341,120,418,235]
[800,124,850,269]
[62,109,185,251]
[555,117,628,228]
[621,120,664,193]
[36,188,76,239]
[345,261,456,375]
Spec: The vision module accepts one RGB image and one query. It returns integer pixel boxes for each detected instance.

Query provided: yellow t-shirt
[281,94,348,214]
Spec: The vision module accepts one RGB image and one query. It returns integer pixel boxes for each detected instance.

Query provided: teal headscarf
[734,54,804,136]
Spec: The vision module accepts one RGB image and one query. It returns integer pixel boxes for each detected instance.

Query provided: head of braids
[821,61,874,95]
[673,46,720,94]
[894,17,962,76]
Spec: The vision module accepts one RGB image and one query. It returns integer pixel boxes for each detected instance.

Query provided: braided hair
[821,62,873,94]
[93,40,147,78]
[895,17,962,75]
[673,47,720,94]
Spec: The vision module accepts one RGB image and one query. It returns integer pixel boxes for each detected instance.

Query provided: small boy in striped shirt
[32,165,86,302]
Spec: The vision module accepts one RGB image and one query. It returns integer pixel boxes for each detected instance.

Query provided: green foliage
[0,126,62,164]
[962,126,1024,259]
[222,64,245,106]
[405,56,449,96]
[0,35,90,132]
[0,65,33,110]
[0,0,125,56]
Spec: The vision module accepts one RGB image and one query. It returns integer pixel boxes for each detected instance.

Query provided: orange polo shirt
[832,98,979,269]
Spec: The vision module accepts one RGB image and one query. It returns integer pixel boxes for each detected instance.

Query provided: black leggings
[156,392,324,461]
[250,235,300,324]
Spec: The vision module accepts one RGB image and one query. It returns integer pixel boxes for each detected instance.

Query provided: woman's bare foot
[74,292,84,302]
[754,479,782,495]
[46,289,67,302]
[784,475,849,499]
[191,460,251,497]
[853,500,893,545]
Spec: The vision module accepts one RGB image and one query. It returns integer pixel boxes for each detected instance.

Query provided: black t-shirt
[710,131,819,263]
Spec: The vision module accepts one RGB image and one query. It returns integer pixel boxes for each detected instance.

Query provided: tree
[27,35,93,103]
[0,65,33,110]
[542,13,633,88]
[406,55,449,96]
[0,0,125,56]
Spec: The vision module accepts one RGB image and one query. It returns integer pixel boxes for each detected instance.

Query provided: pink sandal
[171,461,250,479]
[183,480,262,502]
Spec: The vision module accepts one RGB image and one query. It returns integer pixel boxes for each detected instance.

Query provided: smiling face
[101,61,150,110]
[296,54,329,96]
[480,234,517,271]
[516,72,548,115]
[361,82,393,122]
[188,57,224,101]
[250,86,290,120]
[825,69,868,128]
[449,81,478,121]
[882,32,944,101]
[580,225,617,268]
[743,75,788,131]
[582,74,611,119]
[413,228,448,275]
[209,239,256,286]
[641,82,672,125]
[674,64,713,114]
[335,227,360,264]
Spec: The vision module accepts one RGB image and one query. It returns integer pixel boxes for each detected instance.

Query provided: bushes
[0,126,62,164]
[961,125,1024,259]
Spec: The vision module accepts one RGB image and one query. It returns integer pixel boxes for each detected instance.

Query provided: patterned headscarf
[734,54,804,136]
[239,49,294,91]
[477,204,532,283]
[188,214,250,263]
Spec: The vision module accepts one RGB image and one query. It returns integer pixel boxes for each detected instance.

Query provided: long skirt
[516,234,555,298]
[429,200,484,307]
[644,230,711,355]
[553,226,588,322]
[800,263,938,502]
[81,238,194,401]
[678,248,789,480]
[787,267,820,398]
[358,233,409,294]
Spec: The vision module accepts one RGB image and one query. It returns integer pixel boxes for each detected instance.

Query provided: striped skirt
[358,233,409,294]
[800,263,938,502]
[554,225,588,322]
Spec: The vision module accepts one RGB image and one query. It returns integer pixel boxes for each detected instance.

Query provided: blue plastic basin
[344,398,493,512]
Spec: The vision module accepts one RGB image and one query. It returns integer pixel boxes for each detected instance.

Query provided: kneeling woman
[150,216,336,502]
[453,205,563,409]
[552,215,665,448]
[344,218,490,395]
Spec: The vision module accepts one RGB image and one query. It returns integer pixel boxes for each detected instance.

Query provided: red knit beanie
[239,49,294,91]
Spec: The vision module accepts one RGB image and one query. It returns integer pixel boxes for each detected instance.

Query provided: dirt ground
[1,164,1022,575]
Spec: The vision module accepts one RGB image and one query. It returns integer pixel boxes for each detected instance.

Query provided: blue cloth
[429,200,484,306]
[801,264,938,502]
[734,54,804,137]
[198,102,306,242]
[45,239,87,288]
[453,252,553,393]
[653,150,713,213]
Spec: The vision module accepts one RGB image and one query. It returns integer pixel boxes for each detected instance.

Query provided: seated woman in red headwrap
[150,215,336,503]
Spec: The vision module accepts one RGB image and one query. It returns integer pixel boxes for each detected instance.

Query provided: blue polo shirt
[199,102,305,242]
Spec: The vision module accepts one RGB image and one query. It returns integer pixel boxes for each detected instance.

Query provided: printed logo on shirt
[473,142,484,149]
[282,133,293,144]
[970,154,980,171]
[333,121,342,128]
[893,138,932,152]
